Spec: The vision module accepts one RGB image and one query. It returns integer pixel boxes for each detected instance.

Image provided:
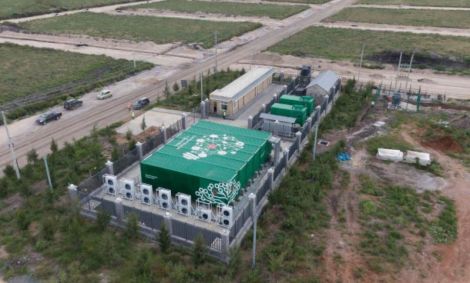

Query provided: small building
[306,70,341,102]
[209,67,274,116]
[376,148,404,162]
[404,150,431,166]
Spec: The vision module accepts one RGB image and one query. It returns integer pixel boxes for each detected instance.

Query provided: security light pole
[214,31,218,72]
[1,111,20,179]
[312,122,319,161]
[200,73,203,102]
[44,155,53,191]
[357,44,365,83]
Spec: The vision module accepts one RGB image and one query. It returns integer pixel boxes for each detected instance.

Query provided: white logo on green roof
[182,134,244,160]
[195,181,241,205]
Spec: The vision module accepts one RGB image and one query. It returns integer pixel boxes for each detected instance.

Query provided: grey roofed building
[306,70,341,100]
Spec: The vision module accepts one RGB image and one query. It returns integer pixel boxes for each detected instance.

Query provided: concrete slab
[117,107,189,135]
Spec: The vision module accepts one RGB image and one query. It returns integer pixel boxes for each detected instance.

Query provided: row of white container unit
[376,148,431,166]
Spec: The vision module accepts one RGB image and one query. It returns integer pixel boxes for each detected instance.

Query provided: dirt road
[236,52,470,100]
[0,0,358,171]
[318,21,470,38]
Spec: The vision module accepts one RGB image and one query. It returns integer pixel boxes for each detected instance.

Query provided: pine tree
[158,223,171,253]
[125,213,139,240]
[172,82,179,92]
[26,149,38,164]
[50,139,58,153]
[192,234,206,266]
[141,116,147,131]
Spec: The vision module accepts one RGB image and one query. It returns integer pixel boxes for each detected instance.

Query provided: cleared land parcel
[266,0,330,3]
[0,43,152,118]
[327,8,470,29]
[19,12,261,48]
[358,0,470,7]
[125,0,309,20]
[0,0,141,20]
[269,27,470,74]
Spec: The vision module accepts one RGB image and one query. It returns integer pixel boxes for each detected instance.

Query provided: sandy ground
[236,52,470,100]
[353,4,470,11]
[116,108,189,135]
[318,21,470,37]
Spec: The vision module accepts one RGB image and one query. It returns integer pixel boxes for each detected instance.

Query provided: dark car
[36,111,62,125]
[64,98,83,110]
[132,97,150,110]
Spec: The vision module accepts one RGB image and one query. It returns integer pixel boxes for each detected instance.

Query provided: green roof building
[140,120,272,205]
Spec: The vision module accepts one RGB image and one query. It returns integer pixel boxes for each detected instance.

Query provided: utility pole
[200,73,203,102]
[1,111,20,179]
[214,31,218,72]
[249,193,257,269]
[395,51,403,89]
[43,155,53,191]
[404,50,415,91]
[312,122,319,161]
[357,44,365,83]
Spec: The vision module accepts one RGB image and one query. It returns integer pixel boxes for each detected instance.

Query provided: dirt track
[0,0,358,170]
[353,4,470,11]
[317,21,470,37]
[236,52,470,100]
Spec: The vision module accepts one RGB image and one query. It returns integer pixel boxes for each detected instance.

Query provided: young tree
[50,138,58,153]
[111,146,120,161]
[172,82,180,92]
[164,81,170,98]
[96,208,111,232]
[125,213,139,240]
[3,165,16,179]
[26,149,38,164]
[141,116,147,131]
[192,234,206,266]
[158,223,171,254]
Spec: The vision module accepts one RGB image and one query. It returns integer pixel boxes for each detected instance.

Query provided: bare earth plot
[18,12,262,48]
[268,26,470,75]
[327,7,470,29]
[265,0,330,3]
[122,0,309,19]
[0,0,143,20]
[358,0,470,7]
[0,43,152,113]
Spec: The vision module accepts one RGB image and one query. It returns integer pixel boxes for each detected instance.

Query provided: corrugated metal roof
[307,70,340,92]
[209,67,274,102]
[141,120,271,182]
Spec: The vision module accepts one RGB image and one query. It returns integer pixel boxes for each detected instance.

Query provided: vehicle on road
[132,97,150,110]
[97,89,112,100]
[36,111,62,125]
[64,98,83,110]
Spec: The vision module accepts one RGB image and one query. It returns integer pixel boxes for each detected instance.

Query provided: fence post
[105,160,114,175]
[273,93,278,103]
[295,131,302,153]
[136,142,143,160]
[182,113,187,130]
[161,126,167,144]
[164,212,173,237]
[67,184,78,202]
[267,168,274,191]
[221,229,230,262]
[306,117,312,133]
[249,193,257,268]
[261,104,266,113]
[283,149,289,167]
[315,105,321,123]
[200,100,207,119]
[248,115,253,129]
[270,137,281,165]
[324,95,331,114]
[115,197,124,222]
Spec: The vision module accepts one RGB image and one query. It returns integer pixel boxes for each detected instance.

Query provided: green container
[279,95,314,115]
[140,120,272,205]
[270,103,307,125]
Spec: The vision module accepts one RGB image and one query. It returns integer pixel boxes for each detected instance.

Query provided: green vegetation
[0,0,141,20]
[327,7,470,29]
[269,26,470,75]
[155,68,246,111]
[0,43,152,122]
[126,0,308,20]
[358,0,470,7]
[358,176,457,272]
[19,12,261,48]
[319,80,372,133]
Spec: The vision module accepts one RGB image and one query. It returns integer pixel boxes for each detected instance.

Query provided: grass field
[19,12,261,48]
[125,0,309,20]
[0,0,140,20]
[0,43,152,121]
[327,7,470,29]
[358,0,470,7]
[269,27,470,74]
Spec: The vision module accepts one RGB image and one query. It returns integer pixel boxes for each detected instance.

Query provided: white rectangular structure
[209,67,274,116]
[404,150,431,166]
[376,148,404,162]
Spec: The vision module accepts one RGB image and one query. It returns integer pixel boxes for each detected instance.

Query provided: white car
[97,89,112,100]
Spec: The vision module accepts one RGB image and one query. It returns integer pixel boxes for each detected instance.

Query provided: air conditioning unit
[220,205,233,227]
[104,175,118,196]
[198,208,212,222]
[157,189,172,210]
[176,193,191,216]
[140,183,153,205]
[120,178,135,200]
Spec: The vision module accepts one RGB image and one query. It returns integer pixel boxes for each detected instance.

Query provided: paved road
[0,0,357,171]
